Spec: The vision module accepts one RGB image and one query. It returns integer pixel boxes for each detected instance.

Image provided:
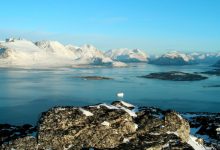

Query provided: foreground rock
[141,71,208,81]
[181,112,220,147]
[0,124,36,145]
[73,76,113,80]
[1,101,216,150]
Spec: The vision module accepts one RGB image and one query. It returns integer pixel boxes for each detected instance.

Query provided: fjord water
[0,63,219,125]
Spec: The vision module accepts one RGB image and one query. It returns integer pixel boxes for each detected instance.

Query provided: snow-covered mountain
[190,52,220,64]
[105,48,148,62]
[66,44,126,67]
[0,38,126,68]
[150,51,196,65]
[35,41,77,59]
[0,39,48,67]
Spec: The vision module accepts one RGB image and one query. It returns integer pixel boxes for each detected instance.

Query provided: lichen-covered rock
[37,105,137,149]
[164,111,190,142]
[1,136,37,150]
[1,101,204,150]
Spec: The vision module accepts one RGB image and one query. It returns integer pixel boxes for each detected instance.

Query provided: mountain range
[0,38,220,68]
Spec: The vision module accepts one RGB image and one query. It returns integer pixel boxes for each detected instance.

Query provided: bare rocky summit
[1,101,217,150]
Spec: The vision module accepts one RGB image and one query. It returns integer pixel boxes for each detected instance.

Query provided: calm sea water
[0,63,219,125]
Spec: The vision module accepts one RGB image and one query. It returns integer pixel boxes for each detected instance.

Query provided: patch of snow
[176,114,183,120]
[89,103,137,117]
[101,121,110,126]
[134,123,138,130]
[166,131,179,136]
[100,104,119,109]
[162,143,169,148]
[187,135,206,150]
[64,144,73,150]
[79,108,93,117]
[120,100,134,108]
[120,107,137,117]
[123,138,130,143]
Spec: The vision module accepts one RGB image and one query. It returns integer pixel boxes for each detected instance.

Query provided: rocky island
[73,76,113,80]
[1,101,219,150]
[200,69,220,76]
[141,71,208,81]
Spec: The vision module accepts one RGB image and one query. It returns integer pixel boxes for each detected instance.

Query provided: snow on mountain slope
[35,41,77,59]
[0,38,126,68]
[150,51,196,66]
[105,48,148,62]
[0,39,47,66]
[66,44,126,67]
[190,52,220,64]
[65,44,82,58]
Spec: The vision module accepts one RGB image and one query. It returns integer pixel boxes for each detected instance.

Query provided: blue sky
[0,0,220,54]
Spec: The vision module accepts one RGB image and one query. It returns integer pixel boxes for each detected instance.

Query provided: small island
[200,69,220,76]
[140,71,208,81]
[73,76,113,80]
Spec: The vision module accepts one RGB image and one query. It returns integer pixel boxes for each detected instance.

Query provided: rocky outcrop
[1,101,210,150]
[0,124,36,145]
[165,111,190,142]
[140,71,208,81]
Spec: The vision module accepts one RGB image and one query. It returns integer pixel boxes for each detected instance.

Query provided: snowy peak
[68,44,126,67]
[66,44,105,59]
[150,51,196,66]
[35,40,76,58]
[162,51,194,62]
[189,52,220,64]
[0,38,42,53]
[105,48,148,62]
[0,38,126,68]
